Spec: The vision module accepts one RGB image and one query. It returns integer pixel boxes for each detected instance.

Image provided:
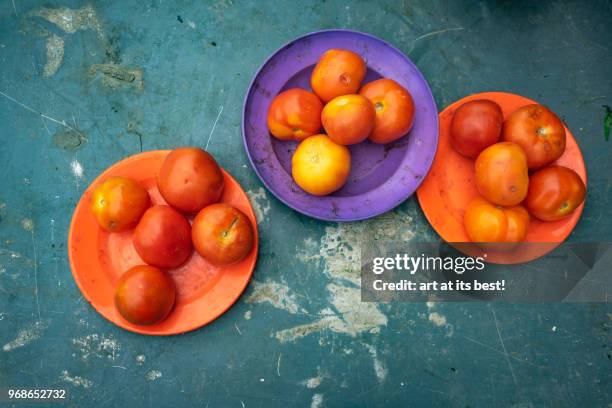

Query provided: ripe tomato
[321,94,375,145]
[525,166,586,221]
[292,134,351,196]
[464,197,530,243]
[158,147,224,213]
[450,99,503,158]
[310,49,366,102]
[359,78,415,144]
[502,104,566,169]
[475,142,529,206]
[133,205,192,268]
[267,88,323,141]
[192,203,255,265]
[90,176,150,232]
[114,265,175,325]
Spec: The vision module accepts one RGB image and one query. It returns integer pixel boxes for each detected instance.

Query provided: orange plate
[68,150,259,335]
[416,92,587,264]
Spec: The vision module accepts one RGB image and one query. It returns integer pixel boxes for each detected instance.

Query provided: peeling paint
[2,320,47,352]
[60,370,93,388]
[29,5,104,38]
[72,334,120,361]
[364,344,387,383]
[244,310,252,320]
[70,159,83,179]
[43,33,64,77]
[311,393,324,408]
[21,218,34,232]
[89,64,144,90]
[428,312,447,327]
[245,280,307,314]
[145,370,162,381]
[301,367,324,389]
[247,187,270,225]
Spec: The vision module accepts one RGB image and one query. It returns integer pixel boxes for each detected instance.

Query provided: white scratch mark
[112,365,126,370]
[0,90,83,136]
[276,353,282,377]
[491,306,517,385]
[70,159,83,178]
[234,323,242,335]
[364,344,387,383]
[204,105,223,151]
[30,226,40,320]
[408,27,464,54]
[10,0,17,16]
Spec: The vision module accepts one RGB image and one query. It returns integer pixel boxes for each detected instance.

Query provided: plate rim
[68,150,259,336]
[242,28,439,222]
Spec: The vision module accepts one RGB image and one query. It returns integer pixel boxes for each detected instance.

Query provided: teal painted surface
[0,0,610,407]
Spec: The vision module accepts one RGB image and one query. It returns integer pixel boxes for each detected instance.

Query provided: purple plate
[242,29,438,221]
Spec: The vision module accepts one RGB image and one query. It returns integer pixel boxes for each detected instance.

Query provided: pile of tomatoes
[267,48,416,196]
[90,148,255,325]
[449,100,586,243]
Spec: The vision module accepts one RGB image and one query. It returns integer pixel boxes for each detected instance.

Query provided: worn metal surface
[0,1,610,407]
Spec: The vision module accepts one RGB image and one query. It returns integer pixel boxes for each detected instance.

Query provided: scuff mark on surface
[43,33,64,77]
[29,5,104,38]
[60,370,93,388]
[70,159,83,179]
[426,302,453,337]
[21,218,34,232]
[311,393,324,408]
[72,334,120,361]
[428,312,447,327]
[364,344,387,383]
[53,128,86,151]
[89,64,143,90]
[244,310,252,320]
[2,320,48,352]
[247,188,270,225]
[301,367,324,389]
[135,354,146,365]
[245,280,307,314]
[145,370,162,381]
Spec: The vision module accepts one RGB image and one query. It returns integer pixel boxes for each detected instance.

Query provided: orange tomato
[310,49,366,102]
[359,78,415,144]
[502,104,566,169]
[291,134,351,196]
[464,197,530,243]
[267,88,323,141]
[475,142,529,206]
[90,176,150,232]
[114,265,176,325]
[192,203,255,265]
[321,94,375,145]
[525,166,586,221]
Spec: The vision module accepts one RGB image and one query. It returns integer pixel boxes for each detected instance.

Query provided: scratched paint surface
[1,1,611,407]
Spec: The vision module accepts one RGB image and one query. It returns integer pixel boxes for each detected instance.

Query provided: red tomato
[114,265,175,325]
[464,197,530,243]
[321,94,375,145]
[267,88,323,141]
[191,203,254,265]
[502,104,566,169]
[475,142,529,206]
[158,147,224,213]
[359,78,415,144]
[133,205,192,268]
[311,49,367,102]
[525,166,586,221]
[450,99,503,158]
[90,176,150,232]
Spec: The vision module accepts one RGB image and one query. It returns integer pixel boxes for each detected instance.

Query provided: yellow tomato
[291,134,351,196]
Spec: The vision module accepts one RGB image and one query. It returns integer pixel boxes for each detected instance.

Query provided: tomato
[450,99,503,158]
[321,94,375,145]
[475,142,529,206]
[358,78,415,144]
[114,265,175,325]
[192,203,255,265]
[158,147,224,213]
[267,88,323,141]
[502,104,566,169]
[133,205,192,268]
[292,134,351,196]
[525,166,586,221]
[310,49,366,102]
[90,176,150,232]
[464,197,530,243]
